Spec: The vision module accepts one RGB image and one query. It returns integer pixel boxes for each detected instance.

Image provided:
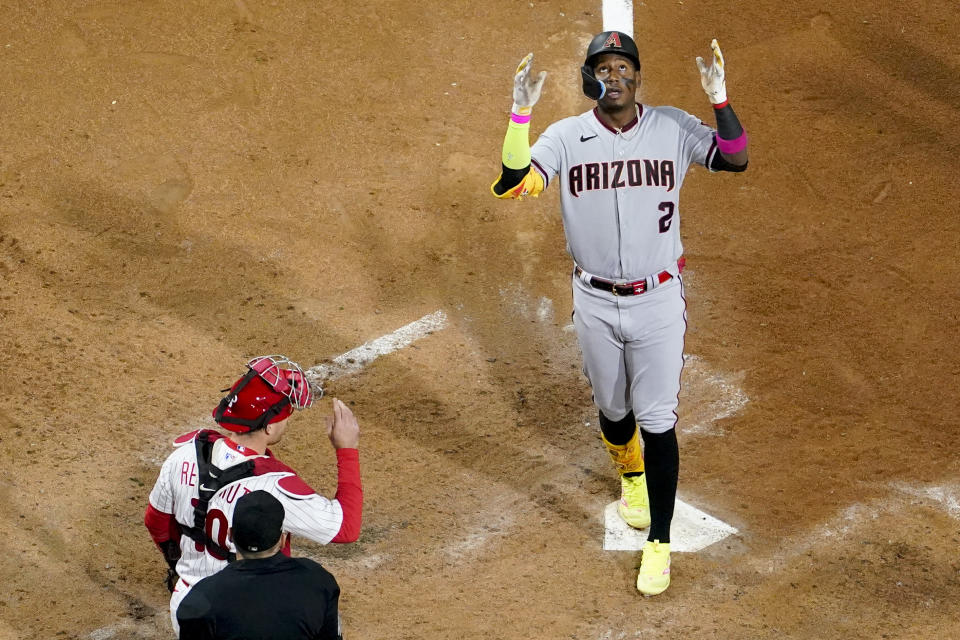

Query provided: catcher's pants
[572,274,686,434]
[168,577,193,637]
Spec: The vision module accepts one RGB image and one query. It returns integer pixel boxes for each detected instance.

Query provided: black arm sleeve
[709,147,748,173]
[493,163,530,196]
[710,102,748,172]
[713,103,743,140]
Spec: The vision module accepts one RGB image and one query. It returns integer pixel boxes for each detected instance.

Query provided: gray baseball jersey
[531,104,717,280]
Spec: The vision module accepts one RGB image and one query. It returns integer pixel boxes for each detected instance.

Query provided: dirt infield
[1,1,958,638]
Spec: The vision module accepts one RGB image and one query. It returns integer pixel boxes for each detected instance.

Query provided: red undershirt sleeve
[330,448,362,543]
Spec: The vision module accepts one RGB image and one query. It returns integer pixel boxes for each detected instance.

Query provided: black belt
[575,258,685,296]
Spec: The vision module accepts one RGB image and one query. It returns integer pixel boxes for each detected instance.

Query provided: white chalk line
[305,310,447,384]
[88,621,160,640]
[602,0,635,37]
[756,482,960,575]
[681,353,749,437]
[891,481,960,519]
[498,283,554,325]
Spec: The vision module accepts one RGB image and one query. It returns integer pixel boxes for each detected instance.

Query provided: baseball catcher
[491,33,748,595]
[144,355,363,634]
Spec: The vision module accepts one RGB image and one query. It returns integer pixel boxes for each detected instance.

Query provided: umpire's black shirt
[177,553,341,640]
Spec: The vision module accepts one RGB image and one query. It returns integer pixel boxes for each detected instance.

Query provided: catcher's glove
[158,539,181,592]
[165,567,179,593]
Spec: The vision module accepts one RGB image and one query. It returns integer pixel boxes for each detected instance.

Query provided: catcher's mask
[581,30,641,100]
[213,355,317,433]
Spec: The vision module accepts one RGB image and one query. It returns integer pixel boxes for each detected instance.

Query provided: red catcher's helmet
[213,355,316,433]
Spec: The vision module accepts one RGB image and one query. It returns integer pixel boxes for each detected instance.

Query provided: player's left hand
[512,53,547,114]
[695,39,727,104]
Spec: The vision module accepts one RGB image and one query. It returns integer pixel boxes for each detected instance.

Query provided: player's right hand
[512,53,547,113]
[327,398,360,449]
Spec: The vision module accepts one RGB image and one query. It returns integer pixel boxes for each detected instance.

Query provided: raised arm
[696,39,749,171]
[327,398,362,543]
[491,53,548,199]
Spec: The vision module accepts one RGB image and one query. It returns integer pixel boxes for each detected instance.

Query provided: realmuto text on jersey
[568,158,676,197]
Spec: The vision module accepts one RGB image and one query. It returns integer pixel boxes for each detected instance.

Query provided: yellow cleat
[617,473,651,529]
[637,540,671,596]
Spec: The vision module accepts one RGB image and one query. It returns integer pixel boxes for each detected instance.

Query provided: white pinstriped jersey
[531,104,717,280]
[148,431,344,586]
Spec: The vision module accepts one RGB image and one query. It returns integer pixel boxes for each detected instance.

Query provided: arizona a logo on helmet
[603,32,622,49]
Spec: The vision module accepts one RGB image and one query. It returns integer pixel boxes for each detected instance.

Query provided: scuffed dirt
[1,1,958,639]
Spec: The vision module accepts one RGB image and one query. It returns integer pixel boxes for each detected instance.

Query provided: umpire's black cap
[233,490,285,553]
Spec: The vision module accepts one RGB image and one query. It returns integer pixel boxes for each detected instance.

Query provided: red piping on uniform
[531,158,549,187]
[592,103,643,134]
[705,137,718,169]
[672,273,689,431]
[330,448,363,543]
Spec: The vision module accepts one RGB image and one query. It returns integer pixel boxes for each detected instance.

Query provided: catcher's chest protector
[179,430,256,561]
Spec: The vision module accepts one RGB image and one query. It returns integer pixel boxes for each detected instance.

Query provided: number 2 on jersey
[658,202,675,233]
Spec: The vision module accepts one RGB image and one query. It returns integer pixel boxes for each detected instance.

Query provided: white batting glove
[695,39,727,104]
[512,53,547,115]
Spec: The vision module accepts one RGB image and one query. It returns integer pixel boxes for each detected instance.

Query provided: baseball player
[144,355,363,635]
[177,491,344,640]
[491,32,749,595]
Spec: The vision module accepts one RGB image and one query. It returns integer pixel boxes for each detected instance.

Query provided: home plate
[603,500,738,552]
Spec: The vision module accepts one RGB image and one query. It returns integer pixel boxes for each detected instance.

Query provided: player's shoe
[618,473,651,529]
[637,540,671,596]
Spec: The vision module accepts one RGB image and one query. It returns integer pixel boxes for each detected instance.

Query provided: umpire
[176,490,343,640]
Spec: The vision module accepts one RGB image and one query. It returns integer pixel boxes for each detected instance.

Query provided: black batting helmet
[580,31,641,100]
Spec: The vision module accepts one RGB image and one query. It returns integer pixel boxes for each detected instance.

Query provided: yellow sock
[601,430,644,475]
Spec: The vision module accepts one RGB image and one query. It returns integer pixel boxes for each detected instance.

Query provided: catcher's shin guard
[602,430,645,475]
